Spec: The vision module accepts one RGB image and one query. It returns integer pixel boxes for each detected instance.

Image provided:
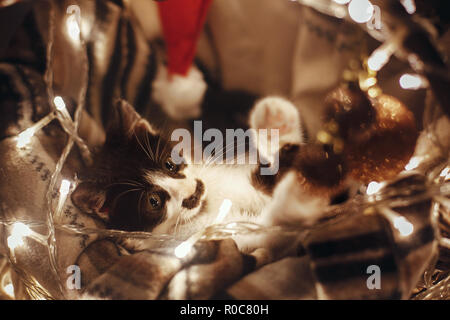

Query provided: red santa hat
[152,0,213,120]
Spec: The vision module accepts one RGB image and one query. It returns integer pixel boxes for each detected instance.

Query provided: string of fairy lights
[0,0,449,299]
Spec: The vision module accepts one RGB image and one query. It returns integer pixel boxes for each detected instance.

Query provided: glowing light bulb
[7,222,32,251]
[67,14,80,42]
[360,76,377,90]
[4,283,14,298]
[60,179,71,197]
[174,199,232,259]
[55,179,71,222]
[366,181,383,195]
[348,0,374,23]
[1,271,15,299]
[393,216,414,236]
[174,240,194,259]
[53,95,73,123]
[400,0,416,14]
[16,113,57,149]
[214,199,233,224]
[333,0,351,4]
[12,222,32,237]
[7,235,23,251]
[368,47,392,71]
[404,156,421,171]
[367,87,382,98]
[53,96,66,111]
[439,167,450,181]
[16,128,36,148]
[399,74,427,90]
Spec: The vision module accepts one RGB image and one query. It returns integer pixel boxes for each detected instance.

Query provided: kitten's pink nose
[181,179,205,209]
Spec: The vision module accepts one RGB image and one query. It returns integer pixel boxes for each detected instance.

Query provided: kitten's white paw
[249,96,303,146]
[249,97,303,161]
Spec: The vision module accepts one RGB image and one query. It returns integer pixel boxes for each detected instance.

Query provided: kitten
[71,97,328,252]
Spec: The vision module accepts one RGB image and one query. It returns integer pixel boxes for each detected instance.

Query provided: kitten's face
[71,100,206,233]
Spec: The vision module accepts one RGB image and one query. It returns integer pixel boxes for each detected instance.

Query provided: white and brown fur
[71,97,329,252]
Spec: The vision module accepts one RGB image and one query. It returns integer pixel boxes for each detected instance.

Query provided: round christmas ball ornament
[344,93,419,184]
[322,81,377,141]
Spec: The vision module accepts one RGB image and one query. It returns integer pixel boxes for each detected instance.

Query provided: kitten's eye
[148,194,161,209]
[164,157,177,173]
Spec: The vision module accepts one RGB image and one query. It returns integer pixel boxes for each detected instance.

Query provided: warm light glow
[55,180,71,222]
[317,130,333,144]
[16,113,56,149]
[399,74,427,90]
[393,216,414,236]
[16,128,36,148]
[1,271,15,299]
[214,199,233,224]
[227,222,237,229]
[440,167,450,180]
[400,0,416,14]
[368,47,391,71]
[4,283,14,298]
[53,96,66,111]
[7,222,32,251]
[405,156,421,171]
[348,0,374,23]
[174,240,194,259]
[366,181,383,195]
[12,222,32,237]
[333,0,351,4]
[360,77,377,90]
[67,14,80,42]
[367,87,382,98]
[1,1,16,7]
[7,235,23,251]
[54,96,73,123]
[59,179,71,197]
[174,199,232,259]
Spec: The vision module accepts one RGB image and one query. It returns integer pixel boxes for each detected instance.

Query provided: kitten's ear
[107,99,157,141]
[71,182,108,222]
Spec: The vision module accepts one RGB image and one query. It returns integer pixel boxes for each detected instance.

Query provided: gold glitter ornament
[344,94,419,183]
[322,82,377,142]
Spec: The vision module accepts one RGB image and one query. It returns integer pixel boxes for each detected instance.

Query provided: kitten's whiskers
[137,191,145,225]
[204,140,247,167]
[113,188,141,204]
[143,131,157,161]
[134,131,154,162]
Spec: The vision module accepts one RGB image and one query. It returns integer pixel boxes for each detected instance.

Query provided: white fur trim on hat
[152,65,207,120]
